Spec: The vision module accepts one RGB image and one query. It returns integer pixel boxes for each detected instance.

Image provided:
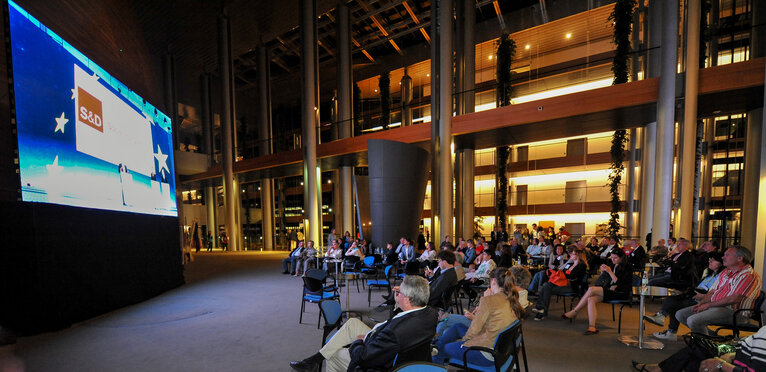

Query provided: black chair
[558,274,590,323]
[367,265,393,306]
[448,319,528,372]
[711,290,765,338]
[300,274,340,328]
[342,256,362,293]
[391,337,434,369]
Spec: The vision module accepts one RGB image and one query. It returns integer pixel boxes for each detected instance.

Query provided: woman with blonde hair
[432,267,523,366]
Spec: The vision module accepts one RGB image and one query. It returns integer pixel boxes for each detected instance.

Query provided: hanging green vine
[606,0,635,239]
[609,0,636,84]
[379,72,391,129]
[495,33,515,232]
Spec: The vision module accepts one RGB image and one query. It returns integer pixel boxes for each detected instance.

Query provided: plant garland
[495,33,515,232]
[606,0,635,239]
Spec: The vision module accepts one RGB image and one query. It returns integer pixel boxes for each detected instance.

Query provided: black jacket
[428,267,458,308]
[347,307,438,371]
[665,250,695,285]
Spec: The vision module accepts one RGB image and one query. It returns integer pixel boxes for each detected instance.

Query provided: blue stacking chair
[300,270,339,328]
[391,337,434,370]
[448,319,529,372]
[393,362,448,372]
[367,265,393,306]
[342,256,362,293]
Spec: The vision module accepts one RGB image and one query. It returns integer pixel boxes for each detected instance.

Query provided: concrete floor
[8,252,689,371]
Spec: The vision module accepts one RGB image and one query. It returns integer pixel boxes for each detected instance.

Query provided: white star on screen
[71,88,76,100]
[154,145,169,177]
[54,112,69,133]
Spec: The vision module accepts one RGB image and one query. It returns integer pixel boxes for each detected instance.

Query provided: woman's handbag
[682,332,737,359]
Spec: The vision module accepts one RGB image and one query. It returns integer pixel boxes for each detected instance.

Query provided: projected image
[8,0,177,216]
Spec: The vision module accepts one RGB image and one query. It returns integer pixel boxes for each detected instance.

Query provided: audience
[531,246,588,321]
[648,238,696,290]
[294,240,318,276]
[282,241,305,275]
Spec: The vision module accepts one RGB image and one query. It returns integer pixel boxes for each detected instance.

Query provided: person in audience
[531,246,588,320]
[521,228,531,248]
[397,239,415,263]
[432,268,523,366]
[525,238,544,264]
[417,229,426,252]
[675,246,761,336]
[463,240,477,268]
[440,235,455,251]
[508,238,524,263]
[289,275,438,372]
[326,228,336,249]
[667,237,677,253]
[509,265,532,310]
[597,236,618,265]
[645,252,725,341]
[527,244,568,294]
[345,241,364,260]
[628,239,648,269]
[557,227,570,243]
[563,248,633,334]
[461,249,496,301]
[295,240,318,276]
[649,238,669,261]
[693,240,719,279]
[322,239,343,272]
[417,242,436,267]
[648,238,696,290]
[545,226,555,245]
[496,244,514,268]
[282,241,305,274]
[631,325,766,372]
[427,250,459,308]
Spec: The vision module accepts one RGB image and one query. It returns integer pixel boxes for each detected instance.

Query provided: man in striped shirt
[676,245,761,336]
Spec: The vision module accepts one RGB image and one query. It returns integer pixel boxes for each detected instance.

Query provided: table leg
[618,290,665,349]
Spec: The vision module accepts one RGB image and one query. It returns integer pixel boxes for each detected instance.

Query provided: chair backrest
[363,256,376,266]
[405,260,420,275]
[320,300,342,326]
[392,337,433,368]
[392,362,448,371]
[306,268,327,282]
[492,319,522,371]
[344,256,361,271]
[751,291,766,321]
[303,276,325,294]
[383,265,393,278]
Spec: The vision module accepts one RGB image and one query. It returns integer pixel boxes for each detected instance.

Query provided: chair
[300,275,340,328]
[558,274,590,323]
[360,256,378,288]
[342,256,362,293]
[391,337,434,369]
[367,265,393,306]
[448,319,528,372]
[319,300,357,346]
[711,290,765,338]
[392,362,448,371]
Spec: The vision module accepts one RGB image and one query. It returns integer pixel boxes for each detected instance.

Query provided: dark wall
[0,202,184,334]
[368,140,430,249]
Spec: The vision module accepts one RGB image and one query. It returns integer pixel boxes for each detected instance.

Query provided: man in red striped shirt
[675,245,761,336]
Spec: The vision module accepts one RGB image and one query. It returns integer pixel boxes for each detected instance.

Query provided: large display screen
[8,0,177,216]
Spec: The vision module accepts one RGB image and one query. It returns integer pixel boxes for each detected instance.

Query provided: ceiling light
[565,33,572,39]
[426,73,430,77]
[525,44,530,50]
[488,55,493,60]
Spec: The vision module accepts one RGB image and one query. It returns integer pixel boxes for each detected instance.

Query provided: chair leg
[368,287,372,307]
[521,335,529,372]
[317,303,321,329]
[611,304,616,321]
[299,298,305,324]
[618,304,626,334]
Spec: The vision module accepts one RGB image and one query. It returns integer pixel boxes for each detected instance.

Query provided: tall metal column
[337,1,354,236]
[219,14,238,251]
[201,73,217,248]
[741,0,766,253]
[679,0,701,240]
[626,128,637,237]
[257,44,275,250]
[301,0,321,245]
[651,0,679,247]
[430,0,441,242]
[438,0,454,242]
[453,0,464,238]
[461,0,475,240]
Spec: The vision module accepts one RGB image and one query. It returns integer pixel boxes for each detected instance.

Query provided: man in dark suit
[289,275,438,372]
[281,241,304,274]
[649,238,696,290]
[426,249,458,308]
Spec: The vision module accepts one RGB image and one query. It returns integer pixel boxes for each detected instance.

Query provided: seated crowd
[283,227,763,371]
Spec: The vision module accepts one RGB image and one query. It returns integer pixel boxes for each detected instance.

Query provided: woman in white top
[345,241,364,259]
[417,242,436,267]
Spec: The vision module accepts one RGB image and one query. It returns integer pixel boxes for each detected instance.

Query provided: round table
[618,286,680,350]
